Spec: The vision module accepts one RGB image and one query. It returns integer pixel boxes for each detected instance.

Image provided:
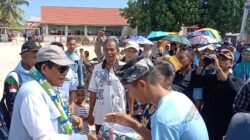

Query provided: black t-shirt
[192,73,244,140]
[173,69,194,100]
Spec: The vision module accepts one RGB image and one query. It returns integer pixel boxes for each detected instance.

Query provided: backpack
[0,102,9,140]
[0,71,22,140]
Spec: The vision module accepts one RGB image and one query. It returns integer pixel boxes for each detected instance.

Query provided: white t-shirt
[88,62,126,125]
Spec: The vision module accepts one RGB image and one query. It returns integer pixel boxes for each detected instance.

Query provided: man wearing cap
[9,46,97,140]
[233,47,250,81]
[193,48,244,140]
[105,56,209,140]
[122,41,140,114]
[2,40,41,128]
[122,41,140,62]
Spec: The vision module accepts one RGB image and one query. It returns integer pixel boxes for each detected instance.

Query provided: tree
[0,0,29,32]
[199,0,244,35]
[121,0,202,34]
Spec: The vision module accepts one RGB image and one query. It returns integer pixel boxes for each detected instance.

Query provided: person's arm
[4,74,19,118]
[88,91,96,125]
[105,112,151,140]
[77,57,84,87]
[216,67,228,81]
[88,66,98,125]
[94,31,105,61]
[210,54,228,81]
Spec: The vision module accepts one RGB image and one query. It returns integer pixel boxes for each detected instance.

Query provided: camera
[203,55,214,66]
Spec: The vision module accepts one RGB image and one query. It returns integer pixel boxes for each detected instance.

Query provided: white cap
[125,41,140,52]
[197,44,215,52]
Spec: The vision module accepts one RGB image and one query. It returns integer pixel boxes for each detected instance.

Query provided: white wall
[122,26,137,36]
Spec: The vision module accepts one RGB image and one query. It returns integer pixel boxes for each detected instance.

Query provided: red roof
[41,6,128,26]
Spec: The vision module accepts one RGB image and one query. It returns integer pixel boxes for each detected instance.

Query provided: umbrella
[189,35,219,45]
[147,31,169,41]
[126,36,154,45]
[196,28,222,42]
[187,32,203,39]
[162,35,191,46]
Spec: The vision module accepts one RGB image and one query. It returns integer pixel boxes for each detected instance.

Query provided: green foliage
[121,0,202,34]
[121,0,201,33]
[200,0,244,35]
[121,0,244,35]
[0,0,29,28]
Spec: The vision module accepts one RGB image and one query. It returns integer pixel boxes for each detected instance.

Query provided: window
[68,25,85,35]
[106,26,122,36]
[87,26,103,35]
[48,25,65,35]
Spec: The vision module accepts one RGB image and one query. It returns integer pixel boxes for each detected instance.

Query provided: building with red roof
[40,6,137,37]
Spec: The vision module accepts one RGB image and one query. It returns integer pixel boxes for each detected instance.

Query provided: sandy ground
[0,40,97,99]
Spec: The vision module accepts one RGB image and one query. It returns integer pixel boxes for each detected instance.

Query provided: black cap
[20,40,41,54]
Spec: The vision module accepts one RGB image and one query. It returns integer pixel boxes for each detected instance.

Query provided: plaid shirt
[234,80,250,113]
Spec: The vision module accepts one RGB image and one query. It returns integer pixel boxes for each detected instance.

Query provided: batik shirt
[88,60,126,125]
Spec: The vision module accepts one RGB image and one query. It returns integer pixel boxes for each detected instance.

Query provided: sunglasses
[53,65,69,74]
[45,62,69,74]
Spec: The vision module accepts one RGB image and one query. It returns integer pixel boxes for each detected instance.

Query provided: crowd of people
[0,29,250,140]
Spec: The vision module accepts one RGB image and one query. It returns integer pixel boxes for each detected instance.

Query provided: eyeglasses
[53,65,69,74]
[46,62,69,74]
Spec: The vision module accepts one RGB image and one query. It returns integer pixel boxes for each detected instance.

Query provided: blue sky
[22,0,128,20]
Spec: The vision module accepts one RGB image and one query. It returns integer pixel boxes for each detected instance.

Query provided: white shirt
[88,61,126,125]
[57,68,77,105]
[9,80,87,140]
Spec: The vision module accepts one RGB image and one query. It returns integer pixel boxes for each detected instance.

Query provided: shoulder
[73,53,81,59]
[238,81,250,93]
[5,72,19,83]
[17,80,43,98]
[93,62,103,71]
[14,80,44,106]
[228,74,244,83]
[154,91,192,118]
[233,63,242,70]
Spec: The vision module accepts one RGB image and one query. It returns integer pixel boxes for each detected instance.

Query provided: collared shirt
[234,80,250,113]
[88,60,126,125]
[65,50,84,87]
[9,80,87,140]
[56,68,77,105]
[233,61,250,81]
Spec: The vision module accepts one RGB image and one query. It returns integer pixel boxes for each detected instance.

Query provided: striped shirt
[234,80,250,113]
[74,104,89,134]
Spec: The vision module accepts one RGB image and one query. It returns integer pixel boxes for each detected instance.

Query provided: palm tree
[0,0,29,33]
